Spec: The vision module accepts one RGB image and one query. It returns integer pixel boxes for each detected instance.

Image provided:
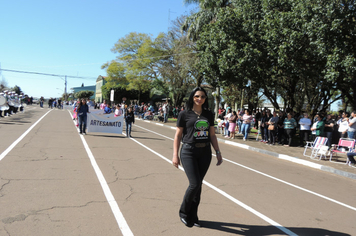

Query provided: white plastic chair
[303,136,328,158]
[312,145,329,160]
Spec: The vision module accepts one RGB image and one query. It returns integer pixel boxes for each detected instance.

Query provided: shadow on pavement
[89,134,126,139]
[199,221,350,236]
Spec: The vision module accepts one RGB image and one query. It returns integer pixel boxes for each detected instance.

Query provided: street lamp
[57,76,67,102]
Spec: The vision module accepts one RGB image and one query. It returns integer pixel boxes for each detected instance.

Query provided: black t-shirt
[324,119,335,132]
[177,109,214,144]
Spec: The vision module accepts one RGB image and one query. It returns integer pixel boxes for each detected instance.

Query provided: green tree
[182,0,232,41]
[196,0,353,115]
[12,85,22,95]
[158,15,198,106]
[75,91,94,99]
[104,32,167,103]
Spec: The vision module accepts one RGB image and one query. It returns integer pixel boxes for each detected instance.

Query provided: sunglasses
[194,95,207,99]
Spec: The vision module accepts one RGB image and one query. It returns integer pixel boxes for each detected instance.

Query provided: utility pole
[64,75,67,102]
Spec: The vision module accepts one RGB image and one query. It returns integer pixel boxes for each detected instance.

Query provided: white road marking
[128,132,297,236]
[67,110,134,236]
[0,110,52,162]
[135,124,356,212]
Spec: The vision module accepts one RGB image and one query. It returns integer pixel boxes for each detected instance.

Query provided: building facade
[71,84,96,100]
[95,75,106,103]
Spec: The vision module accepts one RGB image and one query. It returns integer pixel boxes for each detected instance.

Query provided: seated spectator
[157,110,164,122]
[347,150,356,167]
[144,111,153,120]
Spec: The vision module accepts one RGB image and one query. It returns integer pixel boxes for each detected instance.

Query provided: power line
[0,68,96,79]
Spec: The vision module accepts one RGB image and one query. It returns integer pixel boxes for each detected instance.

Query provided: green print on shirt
[194,120,209,138]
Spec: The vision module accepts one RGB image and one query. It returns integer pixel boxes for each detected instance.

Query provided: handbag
[268,124,275,130]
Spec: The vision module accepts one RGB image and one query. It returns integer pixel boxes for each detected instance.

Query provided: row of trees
[102,0,356,117]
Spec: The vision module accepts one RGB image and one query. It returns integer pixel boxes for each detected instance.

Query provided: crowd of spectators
[217,107,356,148]
[71,98,356,151]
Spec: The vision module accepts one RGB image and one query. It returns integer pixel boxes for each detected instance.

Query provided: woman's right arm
[172,127,184,168]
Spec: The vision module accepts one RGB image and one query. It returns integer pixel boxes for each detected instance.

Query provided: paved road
[0,107,355,236]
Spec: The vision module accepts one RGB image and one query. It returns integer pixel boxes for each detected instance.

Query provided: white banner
[87,112,123,134]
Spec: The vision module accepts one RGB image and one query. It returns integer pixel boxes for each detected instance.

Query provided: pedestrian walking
[124,107,135,138]
[172,87,223,228]
[77,98,90,135]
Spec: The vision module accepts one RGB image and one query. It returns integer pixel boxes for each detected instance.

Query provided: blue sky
[0,0,197,98]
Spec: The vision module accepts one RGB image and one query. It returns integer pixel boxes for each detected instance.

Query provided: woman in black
[124,107,135,138]
[172,87,223,228]
[324,114,335,148]
[77,98,90,135]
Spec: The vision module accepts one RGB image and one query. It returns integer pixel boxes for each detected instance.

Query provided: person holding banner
[172,87,223,228]
[77,99,90,135]
[124,106,135,137]
[114,104,123,117]
[104,103,112,114]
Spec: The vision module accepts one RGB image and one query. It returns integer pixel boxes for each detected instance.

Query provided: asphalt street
[0,106,355,236]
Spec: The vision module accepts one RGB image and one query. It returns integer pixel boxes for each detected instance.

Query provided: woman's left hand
[216,153,223,166]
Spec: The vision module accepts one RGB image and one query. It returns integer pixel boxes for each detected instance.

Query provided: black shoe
[79,132,83,135]
[194,221,201,227]
[180,217,193,228]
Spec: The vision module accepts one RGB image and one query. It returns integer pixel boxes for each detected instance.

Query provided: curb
[139,119,356,180]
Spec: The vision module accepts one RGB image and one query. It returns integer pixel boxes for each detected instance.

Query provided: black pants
[269,129,277,144]
[284,129,294,146]
[179,143,212,223]
[299,130,310,146]
[325,131,333,148]
[277,127,284,144]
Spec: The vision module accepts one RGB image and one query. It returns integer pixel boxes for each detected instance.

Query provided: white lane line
[0,110,52,162]
[135,124,356,212]
[67,110,133,236]
[128,133,297,236]
[223,158,356,212]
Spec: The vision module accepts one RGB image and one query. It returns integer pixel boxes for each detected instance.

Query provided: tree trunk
[214,86,220,121]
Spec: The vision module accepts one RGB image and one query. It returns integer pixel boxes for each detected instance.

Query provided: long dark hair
[185,87,209,111]
[77,99,86,110]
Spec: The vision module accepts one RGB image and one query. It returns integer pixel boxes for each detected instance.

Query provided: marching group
[0,90,29,118]
[71,98,135,137]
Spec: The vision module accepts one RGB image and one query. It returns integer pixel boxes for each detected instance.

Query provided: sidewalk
[140,119,356,181]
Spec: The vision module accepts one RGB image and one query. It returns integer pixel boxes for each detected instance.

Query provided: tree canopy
[194,0,356,114]
[101,0,355,114]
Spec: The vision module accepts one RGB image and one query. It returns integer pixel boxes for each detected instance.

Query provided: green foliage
[101,86,150,105]
[195,0,356,114]
[75,90,94,99]
[12,85,22,95]
[102,32,169,103]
